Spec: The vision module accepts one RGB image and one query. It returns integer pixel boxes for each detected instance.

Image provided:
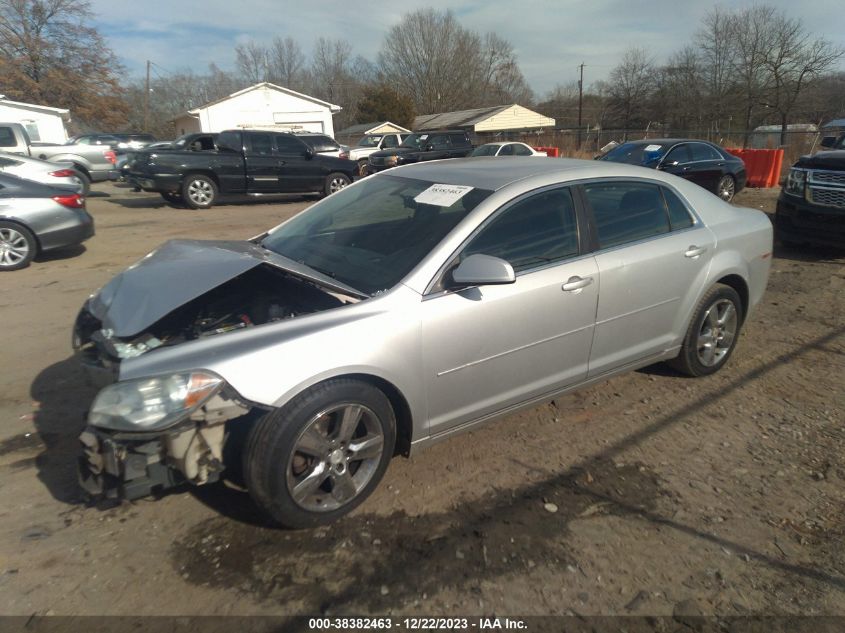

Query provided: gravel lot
[0,182,843,617]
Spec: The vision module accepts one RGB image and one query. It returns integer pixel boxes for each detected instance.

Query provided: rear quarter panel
[681,184,773,320]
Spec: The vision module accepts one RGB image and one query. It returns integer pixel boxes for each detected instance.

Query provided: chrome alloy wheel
[187,178,214,205]
[696,298,738,366]
[328,175,349,194]
[717,176,735,202]
[286,403,385,512]
[0,227,29,267]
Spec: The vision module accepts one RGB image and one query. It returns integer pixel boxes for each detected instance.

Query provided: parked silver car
[0,152,88,194]
[0,173,94,270]
[74,158,772,527]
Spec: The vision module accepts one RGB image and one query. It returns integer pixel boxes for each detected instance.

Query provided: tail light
[103,150,117,164]
[49,169,77,178]
[52,193,85,208]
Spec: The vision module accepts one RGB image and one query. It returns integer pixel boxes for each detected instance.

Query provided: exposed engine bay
[75,264,349,364]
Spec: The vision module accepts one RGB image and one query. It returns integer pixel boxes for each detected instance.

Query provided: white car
[0,152,87,194]
[470,142,547,157]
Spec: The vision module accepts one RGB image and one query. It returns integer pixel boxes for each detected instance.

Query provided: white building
[173,82,342,137]
[0,95,70,143]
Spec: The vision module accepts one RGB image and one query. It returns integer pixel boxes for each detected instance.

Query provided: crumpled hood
[794,150,845,171]
[87,239,365,338]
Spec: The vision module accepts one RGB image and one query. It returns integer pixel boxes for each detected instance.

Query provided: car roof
[619,138,716,146]
[478,141,529,147]
[388,156,683,191]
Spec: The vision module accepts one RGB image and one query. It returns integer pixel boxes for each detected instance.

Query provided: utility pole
[577,62,585,150]
[144,60,151,133]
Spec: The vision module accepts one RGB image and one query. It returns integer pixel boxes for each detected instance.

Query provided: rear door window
[274,135,306,154]
[513,144,533,156]
[583,181,671,249]
[689,143,722,161]
[661,187,695,230]
[248,134,273,156]
[0,128,18,147]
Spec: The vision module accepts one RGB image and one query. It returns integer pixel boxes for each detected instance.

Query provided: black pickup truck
[128,129,358,209]
[776,133,845,247]
[366,129,473,174]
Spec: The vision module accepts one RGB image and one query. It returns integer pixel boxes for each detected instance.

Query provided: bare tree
[267,36,306,90]
[695,8,736,132]
[608,48,656,134]
[0,0,127,129]
[235,41,268,84]
[378,10,533,113]
[654,47,705,132]
[761,11,843,144]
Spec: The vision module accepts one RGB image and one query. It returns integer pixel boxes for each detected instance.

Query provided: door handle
[562,276,594,292]
[685,245,707,258]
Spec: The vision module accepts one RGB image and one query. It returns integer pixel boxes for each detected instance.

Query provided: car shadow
[30,355,98,504]
[35,244,87,264]
[103,194,317,210]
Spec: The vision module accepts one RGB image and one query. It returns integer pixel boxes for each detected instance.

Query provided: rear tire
[71,170,91,196]
[181,174,218,209]
[716,175,736,202]
[0,221,37,271]
[357,160,368,177]
[324,172,351,197]
[244,378,396,528]
[669,283,742,377]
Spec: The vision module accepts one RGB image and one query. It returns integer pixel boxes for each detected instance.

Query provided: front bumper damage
[78,395,253,501]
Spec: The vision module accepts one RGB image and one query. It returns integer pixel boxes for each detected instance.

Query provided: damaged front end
[77,376,253,500]
[73,239,359,502]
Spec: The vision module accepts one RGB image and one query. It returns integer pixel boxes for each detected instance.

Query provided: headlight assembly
[784,168,806,196]
[88,371,223,432]
[385,155,398,167]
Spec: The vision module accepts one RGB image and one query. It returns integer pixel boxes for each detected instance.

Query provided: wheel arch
[0,216,41,253]
[273,372,415,458]
[182,170,221,187]
[714,273,749,324]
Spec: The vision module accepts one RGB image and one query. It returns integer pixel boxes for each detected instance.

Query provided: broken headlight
[88,371,223,432]
[784,168,806,197]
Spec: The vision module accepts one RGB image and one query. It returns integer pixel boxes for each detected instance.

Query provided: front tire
[669,283,742,377]
[181,174,218,209]
[244,378,396,528]
[716,175,736,202]
[0,221,37,271]
[324,172,351,197]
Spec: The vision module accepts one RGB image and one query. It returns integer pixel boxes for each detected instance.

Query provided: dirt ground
[0,182,843,618]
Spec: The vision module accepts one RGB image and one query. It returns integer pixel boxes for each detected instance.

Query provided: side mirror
[450,254,515,288]
[304,148,314,159]
[425,144,434,151]
[820,136,836,148]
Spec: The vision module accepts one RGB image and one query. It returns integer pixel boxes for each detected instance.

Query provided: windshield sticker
[414,184,474,207]
[419,134,429,140]
[644,144,662,152]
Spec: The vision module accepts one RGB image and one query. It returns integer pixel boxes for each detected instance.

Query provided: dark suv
[367,130,473,174]
[776,133,845,248]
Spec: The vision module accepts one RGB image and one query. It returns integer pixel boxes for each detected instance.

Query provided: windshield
[173,135,193,148]
[599,142,668,166]
[357,135,383,147]
[261,175,493,295]
[471,144,499,157]
[399,134,427,149]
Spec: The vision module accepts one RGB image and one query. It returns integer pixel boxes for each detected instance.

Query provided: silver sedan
[0,173,94,270]
[0,152,88,194]
[74,157,773,527]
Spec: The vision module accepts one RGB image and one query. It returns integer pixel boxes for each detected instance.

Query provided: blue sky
[90,0,845,97]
